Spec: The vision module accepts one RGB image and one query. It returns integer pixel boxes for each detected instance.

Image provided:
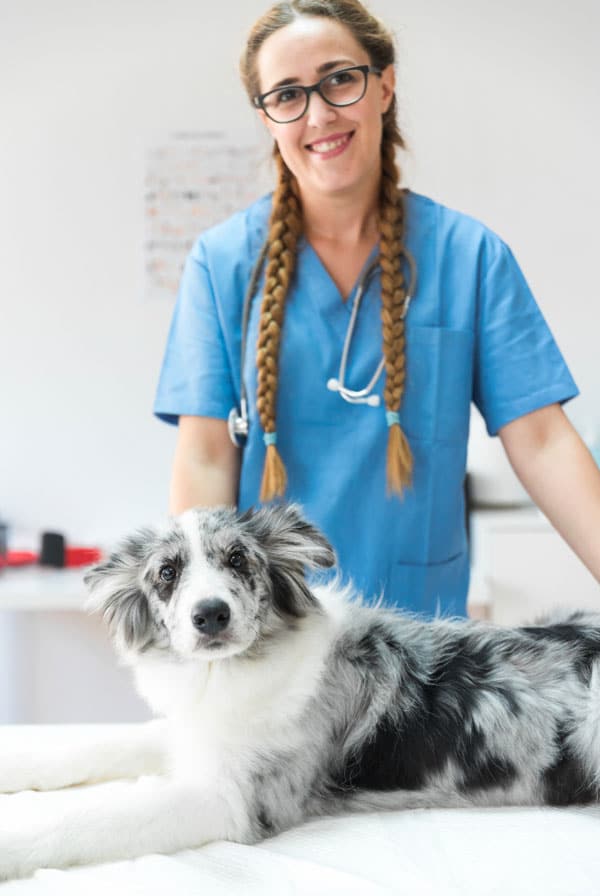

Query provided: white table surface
[0,567,90,612]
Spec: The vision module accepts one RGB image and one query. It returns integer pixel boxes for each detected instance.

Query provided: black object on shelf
[40,532,66,568]
[0,519,7,570]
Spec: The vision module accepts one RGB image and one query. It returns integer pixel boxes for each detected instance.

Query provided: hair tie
[386,411,400,428]
[263,432,278,447]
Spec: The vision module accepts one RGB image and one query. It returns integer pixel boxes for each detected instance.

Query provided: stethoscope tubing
[228,238,270,444]
[228,237,417,445]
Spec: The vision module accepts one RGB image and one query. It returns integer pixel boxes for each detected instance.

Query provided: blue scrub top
[154,191,578,616]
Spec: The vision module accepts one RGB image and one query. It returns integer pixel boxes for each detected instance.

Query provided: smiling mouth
[307,131,354,154]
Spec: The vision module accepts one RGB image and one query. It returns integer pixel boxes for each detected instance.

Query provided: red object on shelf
[1,551,38,568]
[64,547,103,567]
[0,547,103,569]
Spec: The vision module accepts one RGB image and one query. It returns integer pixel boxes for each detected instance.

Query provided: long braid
[256,146,303,501]
[379,132,413,494]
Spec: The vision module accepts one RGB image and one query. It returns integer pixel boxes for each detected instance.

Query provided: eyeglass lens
[263,68,366,123]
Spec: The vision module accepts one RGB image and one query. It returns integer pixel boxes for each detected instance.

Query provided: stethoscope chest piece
[228,405,248,446]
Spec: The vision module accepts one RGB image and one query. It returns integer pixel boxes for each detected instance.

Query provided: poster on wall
[143,131,271,301]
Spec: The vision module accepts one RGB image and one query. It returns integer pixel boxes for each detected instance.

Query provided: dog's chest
[167,666,318,784]
[134,617,337,784]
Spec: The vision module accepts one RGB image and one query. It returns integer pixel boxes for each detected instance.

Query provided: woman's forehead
[256,16,369,92]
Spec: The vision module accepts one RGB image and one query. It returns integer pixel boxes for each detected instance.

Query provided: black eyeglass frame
[253,64,383,123]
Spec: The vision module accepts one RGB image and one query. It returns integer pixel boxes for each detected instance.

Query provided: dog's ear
[241,503,335,569]
[241,504,336,618]
[84,528,157,651]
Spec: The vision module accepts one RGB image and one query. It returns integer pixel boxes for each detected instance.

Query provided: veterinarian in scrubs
[154,0,600,616]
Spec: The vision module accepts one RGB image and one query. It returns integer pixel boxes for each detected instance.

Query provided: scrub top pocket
[387,551,470,618]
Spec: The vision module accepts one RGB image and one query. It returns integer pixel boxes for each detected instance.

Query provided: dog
[1,502,600,879]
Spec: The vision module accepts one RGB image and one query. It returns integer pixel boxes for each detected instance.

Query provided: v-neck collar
[298,236,380,318]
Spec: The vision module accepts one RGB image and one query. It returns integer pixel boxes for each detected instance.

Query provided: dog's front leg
[0,720,167,793]
[0,773,244,881]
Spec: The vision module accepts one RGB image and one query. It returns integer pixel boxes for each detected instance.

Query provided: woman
[154,0,600,615]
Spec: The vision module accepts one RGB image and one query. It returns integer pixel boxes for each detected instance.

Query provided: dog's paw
[0,794,59,881]
[0,843,38,882]
[0,726,74,793]
[0,722,166,793]
[0,754,73,794]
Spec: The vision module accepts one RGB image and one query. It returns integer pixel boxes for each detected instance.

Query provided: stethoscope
[228,237,417,446]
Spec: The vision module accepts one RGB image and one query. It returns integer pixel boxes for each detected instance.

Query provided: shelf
[0,567,90,611]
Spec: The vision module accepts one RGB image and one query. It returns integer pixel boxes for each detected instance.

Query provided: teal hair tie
[264,432,277,447]
[386,411,400,428]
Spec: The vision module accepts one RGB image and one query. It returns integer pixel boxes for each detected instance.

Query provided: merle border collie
[2,503,600,879]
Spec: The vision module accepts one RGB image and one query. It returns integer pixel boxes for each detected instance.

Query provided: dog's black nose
[191,599,231,636]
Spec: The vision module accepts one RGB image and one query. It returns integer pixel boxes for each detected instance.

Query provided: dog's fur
[2,502,600,879]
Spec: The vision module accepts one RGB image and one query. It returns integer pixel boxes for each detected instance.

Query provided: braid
[379,131,413,494]
[256,146,303,501]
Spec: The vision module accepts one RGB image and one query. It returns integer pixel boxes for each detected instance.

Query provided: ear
[241,504,336,618]
[379,63,395,115]
[256,107,268,127]
[84,528,158,651]
[256,106,278,140]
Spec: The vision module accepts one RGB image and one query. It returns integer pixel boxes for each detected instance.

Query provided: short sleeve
[153,240,237,426]
[473,240,578,435]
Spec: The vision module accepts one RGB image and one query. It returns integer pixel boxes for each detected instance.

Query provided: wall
[1,0,599,544]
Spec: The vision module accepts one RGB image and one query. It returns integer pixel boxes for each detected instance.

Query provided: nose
[191,599,231,636]
[305,90,337,128]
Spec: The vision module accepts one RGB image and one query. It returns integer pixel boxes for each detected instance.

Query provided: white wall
[1,0,599,543]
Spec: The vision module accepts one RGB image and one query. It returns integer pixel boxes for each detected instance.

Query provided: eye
[159,564,177,583]
[276,86,302,105]
[328,69,356,86]
[228,550,245,570]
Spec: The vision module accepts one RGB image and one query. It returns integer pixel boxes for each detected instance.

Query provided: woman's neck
[300,182,380,248]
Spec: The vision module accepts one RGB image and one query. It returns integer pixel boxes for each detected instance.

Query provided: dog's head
[85,504,335,661]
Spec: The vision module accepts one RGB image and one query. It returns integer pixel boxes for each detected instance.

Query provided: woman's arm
[169,416,240,515]
[499,403,600,582]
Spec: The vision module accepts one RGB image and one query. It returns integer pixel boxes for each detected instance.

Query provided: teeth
[311,135,349,153]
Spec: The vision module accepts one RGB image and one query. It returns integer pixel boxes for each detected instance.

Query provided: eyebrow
[268,58,357,91]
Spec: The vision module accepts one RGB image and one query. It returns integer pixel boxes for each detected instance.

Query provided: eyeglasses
[253,64,382,124]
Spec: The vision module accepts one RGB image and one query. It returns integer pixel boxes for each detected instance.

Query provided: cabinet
[468,508,599,624]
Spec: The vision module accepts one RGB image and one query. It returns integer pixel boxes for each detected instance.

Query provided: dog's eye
[159,564,177,583]
[228,551,244,570]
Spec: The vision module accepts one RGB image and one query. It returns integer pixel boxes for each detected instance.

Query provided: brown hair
[240,0,413,501]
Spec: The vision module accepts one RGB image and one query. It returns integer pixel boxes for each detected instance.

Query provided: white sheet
[2,726,600,895]
[2,797,600,894]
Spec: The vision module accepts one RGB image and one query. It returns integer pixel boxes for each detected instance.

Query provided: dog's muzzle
[191,599,231,637]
